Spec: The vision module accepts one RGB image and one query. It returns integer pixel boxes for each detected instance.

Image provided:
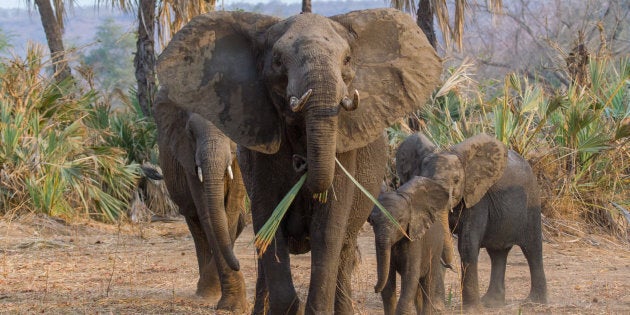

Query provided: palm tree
[30,0,72,82]
[99,0,213,117]
[391,0,503,50]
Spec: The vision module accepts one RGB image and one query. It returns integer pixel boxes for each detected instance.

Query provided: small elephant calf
[396,133,547,308]
[369,176,450,315]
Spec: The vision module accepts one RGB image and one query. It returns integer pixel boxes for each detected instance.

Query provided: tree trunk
[34,0,71,82]
[135,0,157,118]
[302,0,312,13]
[416,0,437,49]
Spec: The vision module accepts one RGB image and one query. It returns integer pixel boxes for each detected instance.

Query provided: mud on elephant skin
[153,99,248,313]
[369,176,449,315]
[156,8,441,314]
[396,132,547,309]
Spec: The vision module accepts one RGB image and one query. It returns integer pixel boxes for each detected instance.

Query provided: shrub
[0,44,140,222]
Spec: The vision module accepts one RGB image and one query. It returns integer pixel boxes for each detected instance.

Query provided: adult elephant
[396,133,547,308]
[157,9,441,314]
[153,101,248,312]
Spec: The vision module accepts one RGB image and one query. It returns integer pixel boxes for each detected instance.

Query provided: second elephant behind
[396,133,547,309]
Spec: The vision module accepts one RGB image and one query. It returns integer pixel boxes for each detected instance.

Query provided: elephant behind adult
[153,100,248,312]
[368,177,449,315]
[396,133,547,308]
[157,9,441,314]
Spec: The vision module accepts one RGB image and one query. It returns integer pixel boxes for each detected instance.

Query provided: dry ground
[1,214,629,314]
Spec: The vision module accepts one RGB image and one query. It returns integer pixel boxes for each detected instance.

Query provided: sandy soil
[1,214,629,314]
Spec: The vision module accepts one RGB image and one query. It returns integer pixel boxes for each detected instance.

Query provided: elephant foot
[217,292,248,314]
[196,281,221,302]
[217,276,248,313]
[481,294,505,308]
[271,297,303,315]
[461,303,484,314]
[525,290,547,304]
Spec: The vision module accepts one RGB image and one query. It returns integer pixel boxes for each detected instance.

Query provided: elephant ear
[330,9,442,152]
[395,133,437,184]
[452,133,508,207]
[157,11,282,154]
[399,176,449,241]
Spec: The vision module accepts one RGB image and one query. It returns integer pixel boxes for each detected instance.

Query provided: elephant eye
[343,56,351,65]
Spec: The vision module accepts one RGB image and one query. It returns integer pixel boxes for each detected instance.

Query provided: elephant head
[397,133,508,208]
[369,176,449,293]
[157,9,442,193]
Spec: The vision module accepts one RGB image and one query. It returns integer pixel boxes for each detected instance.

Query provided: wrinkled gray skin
[368,177,449,315]
[153,101,248,312]
[156,9,441,314]
[396,133,547,309]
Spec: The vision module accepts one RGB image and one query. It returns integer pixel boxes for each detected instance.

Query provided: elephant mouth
[292,154,308,173]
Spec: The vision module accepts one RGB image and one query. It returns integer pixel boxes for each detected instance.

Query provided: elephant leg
[306,151,357,314]
[457,205,487,310]
[521,227,547,304]
[257,226,301,314]
[458,234,482,309]
[482,247,510,307]
[421,255,445,314]
[381,265,397,315]
[184,215,221,300]
[334,240,358,314]
[338,134,388,314]
[239,149,300,314]
[396,244,422,315]
[252,258,269,315]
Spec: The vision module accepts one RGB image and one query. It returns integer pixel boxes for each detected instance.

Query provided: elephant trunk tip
[227,258,240,271]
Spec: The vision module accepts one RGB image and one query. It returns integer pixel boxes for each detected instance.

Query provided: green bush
[0,44,140,222]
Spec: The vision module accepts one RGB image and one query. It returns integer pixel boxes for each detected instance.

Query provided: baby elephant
[369,176,450,315]
[396,133,547,308]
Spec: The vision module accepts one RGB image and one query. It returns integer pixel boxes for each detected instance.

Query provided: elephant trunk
[374,235,392,293]
[201,149,240,271]
[303,76,339,194]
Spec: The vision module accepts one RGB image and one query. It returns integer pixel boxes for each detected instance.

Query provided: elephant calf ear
[452,133,508,207]
[399,177,449,241]
[157,11,282,154]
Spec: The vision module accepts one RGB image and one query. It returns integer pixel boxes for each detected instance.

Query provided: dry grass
[1,215,629,314]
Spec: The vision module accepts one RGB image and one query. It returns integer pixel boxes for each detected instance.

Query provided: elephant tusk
[340,89,359,111]
[289,89,312,112]
[197,166,203,183]
[227,165,234,180]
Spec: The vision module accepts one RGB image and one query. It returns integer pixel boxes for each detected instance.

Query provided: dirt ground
[1,214,629,314]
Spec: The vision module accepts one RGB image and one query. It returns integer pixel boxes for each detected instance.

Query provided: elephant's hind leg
[521,229,547,304]
[482,247,510,307]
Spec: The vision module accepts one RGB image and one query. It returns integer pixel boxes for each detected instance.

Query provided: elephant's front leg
[396,247,421,315]
[458,231,483,309]
[306,151,357,314]
[256,223,301,314]
[184,215,220,300]
[242,149,302,314]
